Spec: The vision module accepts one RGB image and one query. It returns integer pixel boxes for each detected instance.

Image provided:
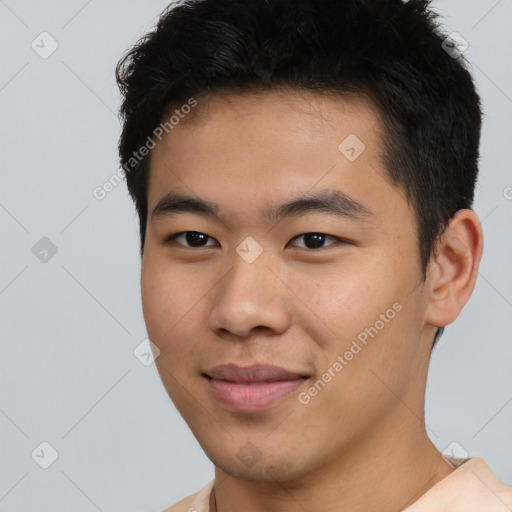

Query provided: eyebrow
[150,189,374,224]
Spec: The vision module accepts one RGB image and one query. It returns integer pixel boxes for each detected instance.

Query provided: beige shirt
[163,457,512,511]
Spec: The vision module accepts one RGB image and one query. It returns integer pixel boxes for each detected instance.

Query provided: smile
[205,376,308,412]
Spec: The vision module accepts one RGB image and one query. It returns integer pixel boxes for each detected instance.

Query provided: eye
[165,231,218,248]
[288,232,343,249]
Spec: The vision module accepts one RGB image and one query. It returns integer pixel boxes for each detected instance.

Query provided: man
[115,0,512,510]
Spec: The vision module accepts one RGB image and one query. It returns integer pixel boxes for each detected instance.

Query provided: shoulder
[404,457,512,512]
[162,480,215,512]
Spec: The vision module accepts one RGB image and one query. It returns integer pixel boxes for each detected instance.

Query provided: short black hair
[116,0,483,347]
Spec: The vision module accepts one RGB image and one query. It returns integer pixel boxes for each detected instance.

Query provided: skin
[141,89,483,512]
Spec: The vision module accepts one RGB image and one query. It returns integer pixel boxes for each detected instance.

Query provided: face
[141,90,435,482]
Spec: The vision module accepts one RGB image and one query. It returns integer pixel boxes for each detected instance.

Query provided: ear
[424,209,484,328]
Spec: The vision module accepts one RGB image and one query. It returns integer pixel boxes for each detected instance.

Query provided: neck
[211,419,454,512]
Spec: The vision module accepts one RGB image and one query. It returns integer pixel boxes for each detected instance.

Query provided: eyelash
[164,231,348,250]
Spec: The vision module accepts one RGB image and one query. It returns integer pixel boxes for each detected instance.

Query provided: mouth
[202,364,310,412]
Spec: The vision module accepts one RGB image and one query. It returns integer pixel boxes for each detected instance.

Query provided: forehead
[146,89,407,223]
[154,89,382,156]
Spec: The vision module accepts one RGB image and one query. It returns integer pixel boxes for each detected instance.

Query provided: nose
[207,248,291,338]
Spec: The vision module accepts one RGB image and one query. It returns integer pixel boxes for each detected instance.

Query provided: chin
[203,441,313,483]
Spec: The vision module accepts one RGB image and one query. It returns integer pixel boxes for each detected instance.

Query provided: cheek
[141,259,169,338]
[285,261,387,345]
[141,255,198,347]
[288,251,422,379]
[141,263,205,389]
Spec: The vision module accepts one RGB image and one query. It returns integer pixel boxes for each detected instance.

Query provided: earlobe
[424,209,484,328]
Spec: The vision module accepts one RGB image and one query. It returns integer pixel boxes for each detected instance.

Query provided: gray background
[1,1,511,510]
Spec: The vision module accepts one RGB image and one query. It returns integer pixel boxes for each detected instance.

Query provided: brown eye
[289,233,340,249]
[166,231,218,247]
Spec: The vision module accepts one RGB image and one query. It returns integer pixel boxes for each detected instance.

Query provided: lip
[203,364,309,412]
[204,363,308,383]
